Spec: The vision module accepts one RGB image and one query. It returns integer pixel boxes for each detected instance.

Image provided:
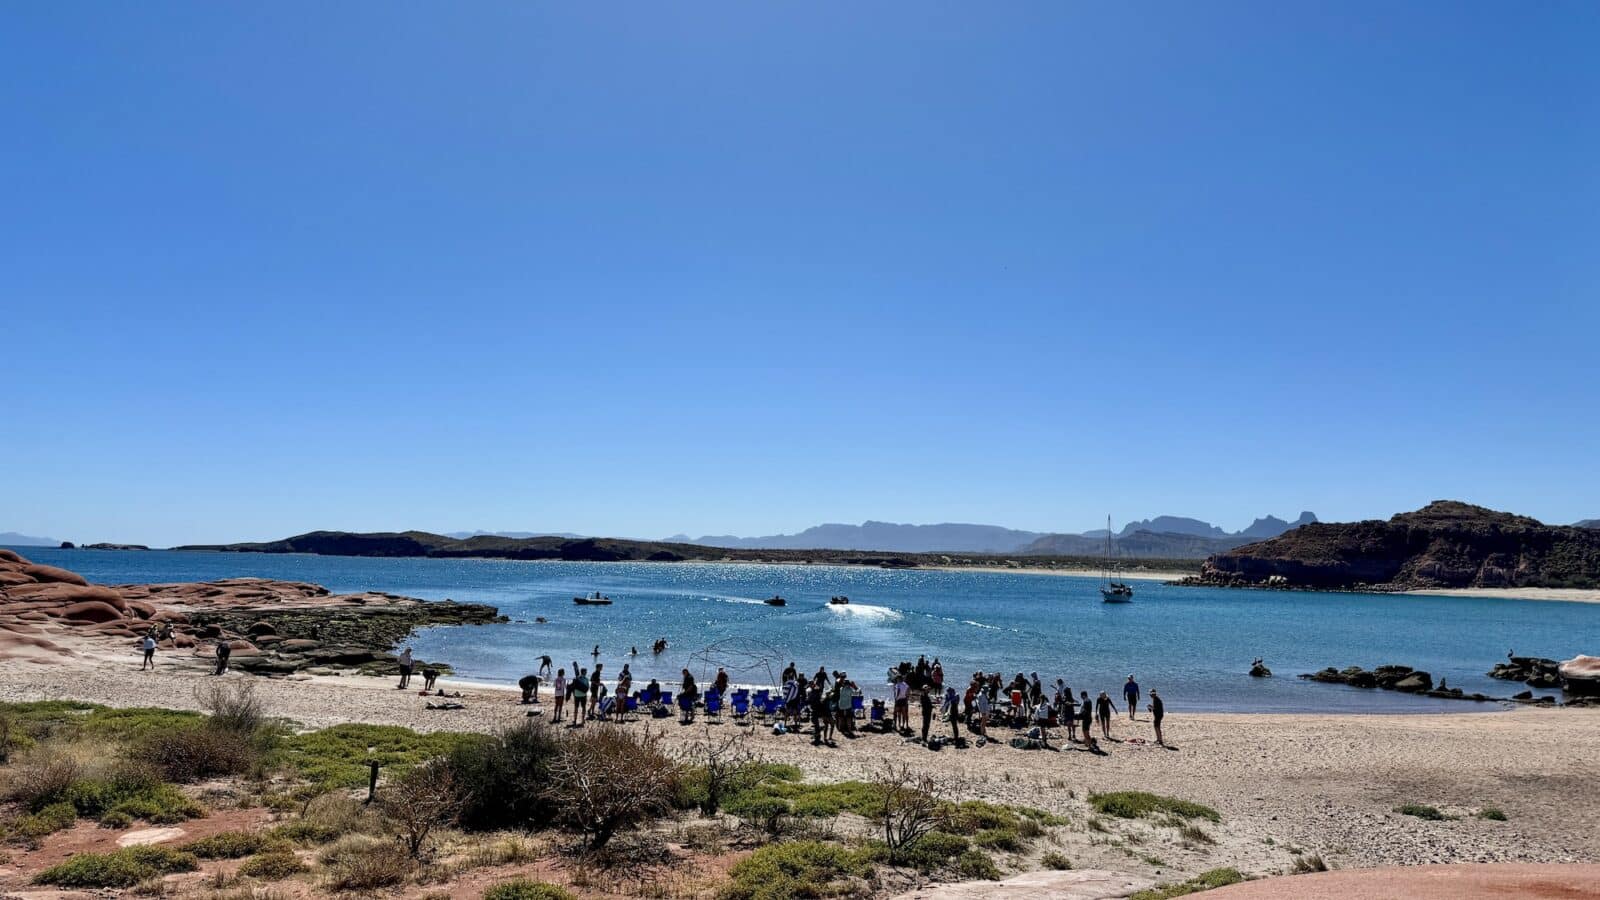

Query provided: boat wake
[825,603,903,622]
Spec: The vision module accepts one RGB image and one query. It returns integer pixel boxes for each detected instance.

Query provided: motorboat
[829,595,850,605]
[763,595,787,607]
[573,592,613,606]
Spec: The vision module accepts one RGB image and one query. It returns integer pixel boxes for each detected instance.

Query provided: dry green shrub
[238,848,308,880]
[377,758,464,859]
[324,838,415,891]
[544,725,677,850]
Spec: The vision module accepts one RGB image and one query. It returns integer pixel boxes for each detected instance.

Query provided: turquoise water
[17,547,1598,714]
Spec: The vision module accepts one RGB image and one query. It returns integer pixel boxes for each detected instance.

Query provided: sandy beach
[1401,586,1600,604]
[3,657,1595,882]
[928,565,1193,582]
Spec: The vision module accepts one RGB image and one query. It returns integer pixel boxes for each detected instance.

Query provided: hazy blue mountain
[0,531,59,546]
[1020,530,1253,559]
[674,521,1046,554]
[1238,511,1319,539]
[1115,516,1227,538]
[1576,519,1600,530]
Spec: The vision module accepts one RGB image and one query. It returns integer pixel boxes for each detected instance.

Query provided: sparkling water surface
[19,547,1597,714]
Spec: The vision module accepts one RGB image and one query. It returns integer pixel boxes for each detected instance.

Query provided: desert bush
[1478,807,1508,821]
[1041,851,1073,870]
[955,849,1000,880]
[676,726,760,815]
[10,801,78,841]
[972,827,1022,852]
[543,725,677,850]
[1179,823,1216,845]
[35,845,197,888]
[324,838,415,891]
[272,791,372,845]
[377,758,464,859]
[1394,803,1450,821]
[197,680,267,736]
[891,830,968,872]
[874,763,955,857]
[720,840,878,900]
[1291,853,1328,873]
[99,810,133,829]
[1090,792,1220,823]
[4,749,82,809]
[142,727,256,782]
[483,879,577,900]
[1129,867,1245,900]
[446,718,557,831]
[727,794,795,837]
[238,848,308,880]
[183,830,275,859]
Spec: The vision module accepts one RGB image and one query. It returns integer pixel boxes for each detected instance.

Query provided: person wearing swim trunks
[1149,689,1166,746]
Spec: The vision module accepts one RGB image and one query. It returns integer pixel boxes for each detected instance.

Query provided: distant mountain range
[443,531,586,540]
[0,531,58,547]
[666,513,1318,558]
[666,522,1046,554]
[1576,520,1600,530]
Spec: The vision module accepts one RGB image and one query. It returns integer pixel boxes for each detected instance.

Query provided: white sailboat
[1100,515,1134,603]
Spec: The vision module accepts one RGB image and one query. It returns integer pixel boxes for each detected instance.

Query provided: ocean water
[16,547,1599,714]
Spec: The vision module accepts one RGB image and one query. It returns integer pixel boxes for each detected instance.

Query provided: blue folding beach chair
[705,692,723,721]
[869,703,885,728]
[624,695,639,722]
[731,696,750,724]
[851,695,865,719]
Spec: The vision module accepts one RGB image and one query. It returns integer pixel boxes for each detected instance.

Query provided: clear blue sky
[3,2,1596,547]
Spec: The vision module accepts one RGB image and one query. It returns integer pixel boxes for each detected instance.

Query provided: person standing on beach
[973,687,990,743]
[570,668,588,725]
[942,686,961,743]
[1079,692,1096,751]
[1148,689,1166,746]
[1123,675,1140,720]
[807,676,827,745]
[139,633,157,670]
[397,647,414,689]
[1033,695,1053,748]
[213,640,231,676]
[538,655,553,678]
[589,664,603,716]
[892,675,910,731]
[552,668,566,721]
[919,688,934,743]
[1096,691,1117,738]
[1053,680,1075,742]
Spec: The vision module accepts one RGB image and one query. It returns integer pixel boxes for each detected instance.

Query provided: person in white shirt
[1033,697,1053,748]
[892,676,911,731]
[552,669,567,722]
[139,634,157,670]
[973,689,990,742]
[396,647,415,689]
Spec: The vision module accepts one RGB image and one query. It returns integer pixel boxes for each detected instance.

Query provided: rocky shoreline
[1296,661,1599,708]
[0,549,503,676]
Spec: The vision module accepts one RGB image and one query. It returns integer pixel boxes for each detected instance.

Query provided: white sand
[1402,586,1600,604]
[2,657,1595,879]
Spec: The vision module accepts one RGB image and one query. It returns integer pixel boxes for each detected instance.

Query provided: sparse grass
[891,831,968,871]
[1178,824,1215,846]
[1129,867,1245,900]
[483,880,578,900]
[1478,807,1508,821]
[1395,804,1453,821]
[35,846,198,888]
[973,827,1023,852]
[1087,817,1111,833]
[1091,792,1220,823]
[1291,853,1328,873]
[1017,806,1069,826]
[237,848,308,880]
[324,839,416,891]
[1041,851,1072,870]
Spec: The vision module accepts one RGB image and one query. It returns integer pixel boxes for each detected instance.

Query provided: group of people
[501,648,1168,751]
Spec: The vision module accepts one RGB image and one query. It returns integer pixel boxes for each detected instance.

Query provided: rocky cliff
[1189,501,1600,591]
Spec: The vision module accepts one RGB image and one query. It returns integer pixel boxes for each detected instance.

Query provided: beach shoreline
[3,658,1596,875]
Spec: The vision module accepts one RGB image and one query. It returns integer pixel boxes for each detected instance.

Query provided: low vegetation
[34,845,198,888]
[1091,791,1221,823]
[484,880,578,900]
[1129,867,1246,900]
[720,840,881,900]
[1478,807,1508,821]
[1394,803,1452,821]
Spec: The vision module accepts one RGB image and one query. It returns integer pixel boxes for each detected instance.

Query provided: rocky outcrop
[1558,656,1600,697]
[1299,665,1464,698]
[1186,501,1600,591]
[0,550,503,675]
